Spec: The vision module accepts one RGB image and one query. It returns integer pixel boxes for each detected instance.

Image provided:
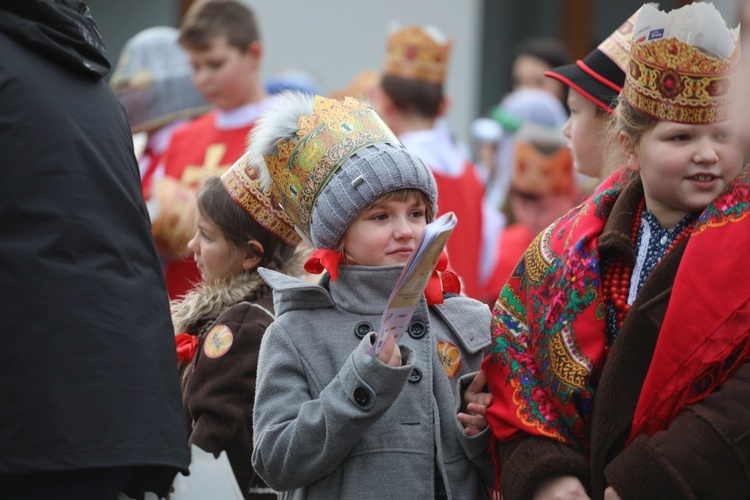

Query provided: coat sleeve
[185,304,270,493]
[251,325,415,491]
[496,433,591,499]
[605,361,750,500]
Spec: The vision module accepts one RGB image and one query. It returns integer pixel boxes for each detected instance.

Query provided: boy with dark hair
[151,0,269,299]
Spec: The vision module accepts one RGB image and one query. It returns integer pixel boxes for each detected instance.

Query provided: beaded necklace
[602,198,697,330]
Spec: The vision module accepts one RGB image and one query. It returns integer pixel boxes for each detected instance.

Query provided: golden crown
[383,25,451,84]
[512,141,574,197]
[623,36,739,124]
[262,95,400,238]
[221,158,301,247]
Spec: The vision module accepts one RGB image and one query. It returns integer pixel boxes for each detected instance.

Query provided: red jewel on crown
[406,45,418,59]
[659,70,682,98]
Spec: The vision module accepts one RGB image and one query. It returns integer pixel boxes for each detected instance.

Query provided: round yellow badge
[203,325,234,358]
[437,341,462,378]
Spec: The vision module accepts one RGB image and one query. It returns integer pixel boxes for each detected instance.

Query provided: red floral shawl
[482,167,750,456]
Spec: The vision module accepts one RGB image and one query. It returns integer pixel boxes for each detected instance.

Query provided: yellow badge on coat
[203,325,234,358]
[438,341,462,378]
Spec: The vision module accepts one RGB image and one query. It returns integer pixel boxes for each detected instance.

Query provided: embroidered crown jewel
[622,2,740,124]
[383,25,451,84]
[221,159,301,246]
[262,95,400,238]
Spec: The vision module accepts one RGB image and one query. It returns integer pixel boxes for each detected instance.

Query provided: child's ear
[242,240,264,271]
[245,40,263,69]
[619,131,639,173]
[436,96,450,118]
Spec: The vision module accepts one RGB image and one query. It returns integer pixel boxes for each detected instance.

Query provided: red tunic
[431,166,485,298]
[160,110,256,299]
[477,223,535,305]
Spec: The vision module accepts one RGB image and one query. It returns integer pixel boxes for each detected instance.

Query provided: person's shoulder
[218,295,276,328]
[432,294,492,354]
[258,268,334,318]
[169,110,217,140]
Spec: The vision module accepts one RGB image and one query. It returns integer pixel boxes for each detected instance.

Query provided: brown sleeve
[498,434,590,500]
[605,361,750,500]
[185,302,273,494]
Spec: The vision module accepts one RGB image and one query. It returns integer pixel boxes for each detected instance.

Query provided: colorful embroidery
[484,172,621,454]
[693,169,750,236]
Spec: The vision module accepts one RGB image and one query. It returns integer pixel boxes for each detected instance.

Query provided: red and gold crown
[221,157,301,246]
[511,140,574,197]
[262,95,400,238]
[622,4,740,124]
[383,25,451,84]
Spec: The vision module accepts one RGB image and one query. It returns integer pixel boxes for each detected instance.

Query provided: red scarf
[304,248,460,305]
[482,167,750,456]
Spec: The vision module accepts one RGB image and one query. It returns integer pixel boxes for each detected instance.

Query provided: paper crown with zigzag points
[622,2,740,124]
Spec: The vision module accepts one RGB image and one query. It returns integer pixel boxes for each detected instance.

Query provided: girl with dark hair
[171,165,302,499]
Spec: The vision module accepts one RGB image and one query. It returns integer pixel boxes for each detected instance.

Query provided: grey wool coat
[253,265,494,499]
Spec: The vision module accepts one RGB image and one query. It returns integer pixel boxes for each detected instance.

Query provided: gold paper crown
[263,95,400,238]
[511,141,574,197]
[221,158,301,246]
[623,36,739,123]
[383,25,451,84]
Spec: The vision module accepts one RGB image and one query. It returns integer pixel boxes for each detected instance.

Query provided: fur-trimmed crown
[245,93,401,240]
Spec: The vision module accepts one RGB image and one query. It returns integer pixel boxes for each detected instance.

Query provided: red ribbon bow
[303,249,460,305]
[175,332,199,364]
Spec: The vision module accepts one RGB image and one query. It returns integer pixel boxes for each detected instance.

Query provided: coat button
[407,320,426,339]
[408,367,422,383]
[354,321,373,339]
[354,387,370,406]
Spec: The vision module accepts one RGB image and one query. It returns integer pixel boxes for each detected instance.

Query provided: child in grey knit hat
[249,91,496,499]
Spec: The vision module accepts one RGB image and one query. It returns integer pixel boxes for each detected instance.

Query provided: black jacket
[0,0,189,487]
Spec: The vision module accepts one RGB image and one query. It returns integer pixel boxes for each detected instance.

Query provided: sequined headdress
[622,2,740,124]
[221,158,301,246]
[383,25,451,84]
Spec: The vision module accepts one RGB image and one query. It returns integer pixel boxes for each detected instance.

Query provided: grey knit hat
[309,142,438,249]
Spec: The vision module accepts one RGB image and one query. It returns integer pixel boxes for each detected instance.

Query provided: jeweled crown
[221,158,301,247]
[262,95,400,238]
[383,25,451,84]
[622,3,740,124]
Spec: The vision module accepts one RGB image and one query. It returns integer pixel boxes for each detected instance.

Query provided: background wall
[88,0,741,150]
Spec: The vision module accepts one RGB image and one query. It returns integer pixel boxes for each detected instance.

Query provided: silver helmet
[110,26,209,134]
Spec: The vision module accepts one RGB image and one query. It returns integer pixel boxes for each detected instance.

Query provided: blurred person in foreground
[0,1,189,498]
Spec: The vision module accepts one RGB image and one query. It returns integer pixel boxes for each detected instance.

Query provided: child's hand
[377,333,402,367]
[603,486,621,500]
[457,369,492,436]
[533,475,590,500]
